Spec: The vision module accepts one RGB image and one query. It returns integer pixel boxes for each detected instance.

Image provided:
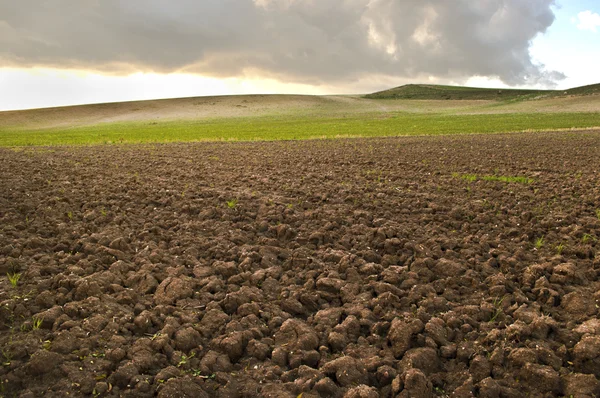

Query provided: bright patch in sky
[0,68,334,111]
[575,10,600,32]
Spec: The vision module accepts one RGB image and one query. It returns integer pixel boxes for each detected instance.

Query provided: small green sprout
[177,352,196,368]
[2,350,12,367]
[556,243,565,255]
[534,236,544,249]
[7,272,21,287]
[489,296,506,323]
[226,199,238,209]
[582,234,596,244]
[32,317,43,330]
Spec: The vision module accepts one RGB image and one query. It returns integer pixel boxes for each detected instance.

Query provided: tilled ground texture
[1,131,599,398]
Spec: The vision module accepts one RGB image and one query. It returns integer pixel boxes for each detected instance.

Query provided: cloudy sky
[1,0,599,111]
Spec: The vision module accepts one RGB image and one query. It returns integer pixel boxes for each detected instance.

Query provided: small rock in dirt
[109,362,140,388]
[109,237,130,251]
[199,350,233,374]
[281,298,306,316]
[260,384,295,398]
[127,271,159,295]
[519,363,560,394]
[535,345,562,370]
[328,331,348,353]
[573,335,600,374]
[388,318,424,358]
[275,319,319,351]
[574,318,600,335]
[562,373,600,397]
[51,331,81,354]
[213,261,238,279]
[512,304,541,324]
[398,369,433,398]
[106,347,127,363]
[313,377,340,397]
[550,262,581,284]
[174,326,202,352]
[433,258,465,278]
[155,366,182,383]
[134,310,154,333]
[26,351,63,375]
[34,290,56,309]
[316,277,344,293]
[453,377,474,397]
[561,291,597,323]
[343,385,379,398]
[376,365,397,386]
[321,356,368,387]
[334,315,361,342]
[573,335,600,361]
[154,276,193,305]
[93,382,110,396]
[440,344,456,359]
[400,348,440,375]
[456,341,476,363]
[477,377,501,398]
[217,331,246,362]
[33,305,63,329]
[157,377,209,398]
[314,308,343,330]
[246,339,271,361]
[424,317,449,346]
[198,308,229,338]
[469,355,492,383]
[507,348,537,367]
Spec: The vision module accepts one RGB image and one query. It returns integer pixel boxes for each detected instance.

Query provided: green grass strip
[1,112,599,146]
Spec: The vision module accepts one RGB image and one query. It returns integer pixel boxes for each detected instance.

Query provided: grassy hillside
[564,83,600,96]
[1,83,599,146]
[365,84,553,100]
[365,82,600,101]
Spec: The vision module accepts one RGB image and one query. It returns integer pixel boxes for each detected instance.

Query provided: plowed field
[1,131,599,397]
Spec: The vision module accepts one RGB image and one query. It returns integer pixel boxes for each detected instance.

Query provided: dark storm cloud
[0,0,564,86]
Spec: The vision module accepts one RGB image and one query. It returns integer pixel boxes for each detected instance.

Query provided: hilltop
[364,83,600,100]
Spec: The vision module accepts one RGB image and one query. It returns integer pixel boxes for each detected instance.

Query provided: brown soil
[1,131,599,397]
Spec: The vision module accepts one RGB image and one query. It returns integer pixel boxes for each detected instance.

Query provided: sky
[1,0,599,111]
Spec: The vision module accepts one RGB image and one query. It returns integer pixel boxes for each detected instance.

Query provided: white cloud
[576,10,600,33]
[0,0,563,87]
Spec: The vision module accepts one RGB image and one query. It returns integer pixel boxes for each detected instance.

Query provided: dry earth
[1,131,599,397]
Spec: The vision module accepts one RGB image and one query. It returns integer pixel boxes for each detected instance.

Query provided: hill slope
[564,83,600,96]
[365,84,555,100]
[365,83,600,100]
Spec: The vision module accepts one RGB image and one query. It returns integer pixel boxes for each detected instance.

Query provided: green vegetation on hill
[365,82,600,101]
[365,84,553,100]
[563,83,600,96]
[1,82,599,146]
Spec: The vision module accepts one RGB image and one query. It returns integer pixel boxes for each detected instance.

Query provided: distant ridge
[563,83,600,96]
[365,83,600,100]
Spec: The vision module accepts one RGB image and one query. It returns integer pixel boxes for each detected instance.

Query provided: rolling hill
[364,83,600,100]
